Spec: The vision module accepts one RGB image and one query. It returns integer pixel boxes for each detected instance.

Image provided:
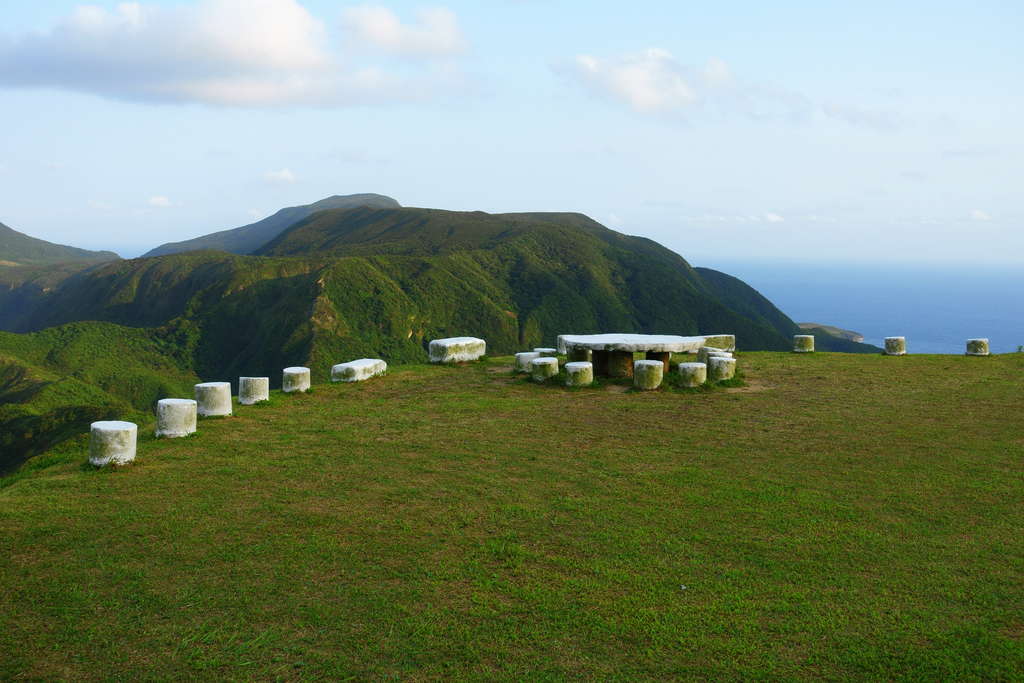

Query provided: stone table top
[560,334,711,353]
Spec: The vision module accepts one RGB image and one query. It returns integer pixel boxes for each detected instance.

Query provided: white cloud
[970,209,992,221]
[557,48,810,120]
[764,212,785,223]
[822,101,902,131]
[148,196,172,208]
[0,0,468,107]
[342,6,466,57]
[264,168,297,184]
[88,199,114,210]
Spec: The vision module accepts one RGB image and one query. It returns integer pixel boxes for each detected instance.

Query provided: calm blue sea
[707,262,1024,355]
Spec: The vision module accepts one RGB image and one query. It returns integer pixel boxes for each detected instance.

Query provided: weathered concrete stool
[514,351,540,372]
[884,337,907,356]
[283,367,311,393]
[677,362,707,388]
[564,361,594,387]
[697,346,732,365]
[531,357,559,382]
[332,359,387,382]
[89,421,137,467]
[708,356,737,382]
[239,377,270,405]
[966,338,990,356]
[633,359,664,390]
[155,399,197,438]
[195,382,232,417]
[534,347,558,358]
[793,335,815,353]
[429,337,486,363]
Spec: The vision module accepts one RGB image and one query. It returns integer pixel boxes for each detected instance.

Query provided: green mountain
[0,221,119,266]
[143,194,401,257]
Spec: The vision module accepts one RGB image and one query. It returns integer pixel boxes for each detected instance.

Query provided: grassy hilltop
[2,352,1022,679]
[0,221,118,266]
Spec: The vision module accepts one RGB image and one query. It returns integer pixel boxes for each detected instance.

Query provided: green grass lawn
[2,352,1023,680]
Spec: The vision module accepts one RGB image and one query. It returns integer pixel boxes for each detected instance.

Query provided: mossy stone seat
[966,338,991,356]
[283,367,311,393]
[195,382,232,417]
[793,335,815,353]
[331,359,387,383]
[514,351,541,373]
[530,357,559,382]
[633,360,664,390]
[89,421,138,467]
[677,362,707,387]
[238,377,270,405]
[884,337,907,356]
[155,399,197,438]
[429,337,486,363]
[708,357,737,382]
[564,361,594,387]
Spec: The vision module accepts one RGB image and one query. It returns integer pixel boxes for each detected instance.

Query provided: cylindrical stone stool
[567,347,592,363]
[708,357,737,382]
[534,347,558,358]
[698,346,732,365]
[195,382,232,417]
[155,399,197,438]
[239,377,270,405]
[531,357,559,382]
[514,351,541,373]
[884,337,907,356]
[565,361,594,387]
[793,335,815,353]
[633,359,664,390]
[89,421,138,467]
[677,362,707,388]
[966,338,990,356]
[283,367,311,393]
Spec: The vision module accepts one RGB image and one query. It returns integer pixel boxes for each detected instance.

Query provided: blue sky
[0,0,1020,265]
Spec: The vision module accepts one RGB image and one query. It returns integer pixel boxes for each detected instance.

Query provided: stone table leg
[646,351,671,373]
[607,350,634,378]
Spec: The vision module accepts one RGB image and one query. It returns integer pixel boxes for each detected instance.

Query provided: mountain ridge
[0,221,120,266]
[142,193,401,257]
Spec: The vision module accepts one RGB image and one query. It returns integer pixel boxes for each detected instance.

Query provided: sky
[0,0,1020,265]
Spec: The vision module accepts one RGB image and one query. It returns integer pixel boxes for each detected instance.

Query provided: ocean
[706,262,1024,355]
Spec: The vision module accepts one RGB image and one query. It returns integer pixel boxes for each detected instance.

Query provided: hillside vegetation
[143,194,401,257]
[0,221,119,266]
[2,352,1022,679]
[0,322,199,473]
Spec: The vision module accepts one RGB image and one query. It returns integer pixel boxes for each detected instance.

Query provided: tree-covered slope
[0,221,119,266]
[0,321,199,473]
[143,194,401,257]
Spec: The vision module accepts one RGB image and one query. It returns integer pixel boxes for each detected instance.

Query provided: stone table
[560,334,724,377]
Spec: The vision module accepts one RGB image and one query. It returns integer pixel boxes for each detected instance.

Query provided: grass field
[2,352,1023,679]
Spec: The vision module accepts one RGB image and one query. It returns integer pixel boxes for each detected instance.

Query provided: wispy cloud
[148,196,173,208]
[557,48,905,130]
[264,168,297,184]
[0,0,469,107]
[555,49,810,122]
[342,6,466,57]
[970,209,992,221]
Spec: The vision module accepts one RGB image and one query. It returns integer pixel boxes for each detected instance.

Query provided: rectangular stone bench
[428,337,486,363]
[332,358,388,382]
